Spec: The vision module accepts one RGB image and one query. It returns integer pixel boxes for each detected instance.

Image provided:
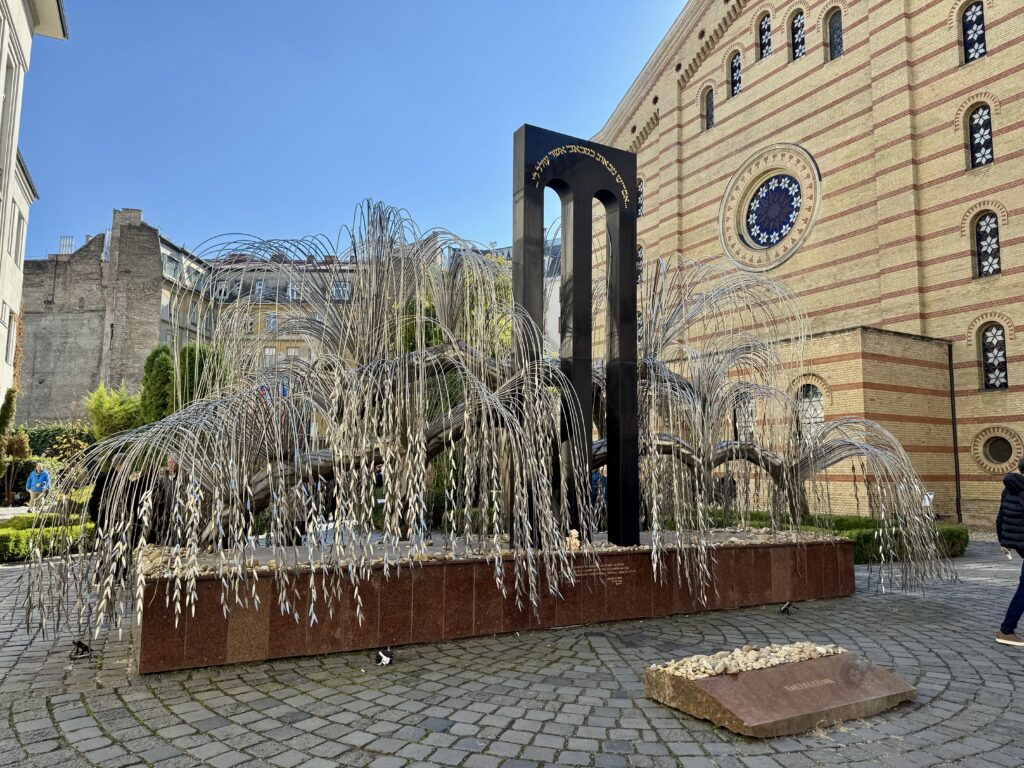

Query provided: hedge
[26,421,94,459]
[701,509,970,564]
[0,524,94,562]
[0,513,83,531]
[836,522,969,564]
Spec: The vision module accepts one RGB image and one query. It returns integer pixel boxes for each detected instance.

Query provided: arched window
[791,11,806,60]
[981,323,1008,390]
[758,14,772,59]
[734,394,756,442]
[730,53,742,97]
[962,2,987,62]
[974,211,1001,277]
[703,87,715,131]
[968,103,995,168]
[796,383,824,439]
[826,9,844,60]
[636,179,644,218]
[636,245,644,284]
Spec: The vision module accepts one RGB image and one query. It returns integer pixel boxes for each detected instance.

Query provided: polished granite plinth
[133,539,855,674]
[645,652,916,737]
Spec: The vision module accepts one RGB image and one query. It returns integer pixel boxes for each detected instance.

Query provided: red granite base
[133,540,855,674]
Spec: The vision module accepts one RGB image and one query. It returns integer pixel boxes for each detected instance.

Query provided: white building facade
[0,0,67,396]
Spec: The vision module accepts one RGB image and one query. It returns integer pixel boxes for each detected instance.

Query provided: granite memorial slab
[645,651,916,738]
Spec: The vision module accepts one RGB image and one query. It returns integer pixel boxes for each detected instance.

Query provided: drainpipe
[948,341,962,523]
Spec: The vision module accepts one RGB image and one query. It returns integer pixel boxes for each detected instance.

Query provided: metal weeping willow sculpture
[20,127,954,641]
[21,199,953,639]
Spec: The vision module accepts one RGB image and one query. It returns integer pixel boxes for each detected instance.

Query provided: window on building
[962,2,987,63]
[163,255,179,280]
[734,394,756,442]
[188,305,198,327]
[5,316,15,365]
[253,279,265,298]
[826,9,843,60]
[968,103,994,168]
[332,280,352,301]
[6,203,14,254]
[974,211,1001,277]
[796,383,824,439]
[981,323,1008,390]
[287,346,302,358]
[0,302,8,326]
[266,313,278,332]
[13,209,24,268]
[160,294,170,321]
[703,87,715,131]
[246,313,255,332]
[791,11,806,60]
[984,435,1013,465]
[263,347,277,368]
[287,282,299,301]
[636,179,644,218]
[730,52,742,96]
[636,246,644,285]
[758,14,772,59]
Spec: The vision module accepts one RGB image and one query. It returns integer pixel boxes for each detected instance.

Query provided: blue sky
[23,2,682,259]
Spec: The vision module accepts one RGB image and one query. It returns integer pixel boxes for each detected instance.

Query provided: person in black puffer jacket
[995,460,1024,647]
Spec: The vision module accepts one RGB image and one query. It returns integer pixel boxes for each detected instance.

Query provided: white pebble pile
[651,642,847,680]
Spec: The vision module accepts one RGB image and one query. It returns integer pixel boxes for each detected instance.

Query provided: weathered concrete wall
[105,209,163,392]
[20,209,168,425]
[20,235,107,423]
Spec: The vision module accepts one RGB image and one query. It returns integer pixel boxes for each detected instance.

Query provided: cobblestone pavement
[0,542,1021,768]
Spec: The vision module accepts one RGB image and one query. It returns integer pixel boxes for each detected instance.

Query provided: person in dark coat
[150,456,180,544]
[996,459,1024,647]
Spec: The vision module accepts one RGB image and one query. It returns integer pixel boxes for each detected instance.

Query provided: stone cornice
[594,0,747,147]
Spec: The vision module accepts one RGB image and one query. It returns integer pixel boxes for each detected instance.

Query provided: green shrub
[84,383,141,439]
[0,388,15,439]
[830,523,970,564]
[0,513,82,531]
[936,522,970,558]
[178,343,225,407]
[0,523,94,562]
[27,420,94,460]
[140,344,175,423]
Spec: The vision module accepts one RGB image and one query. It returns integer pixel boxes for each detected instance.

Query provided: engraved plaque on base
[645,653,916,738]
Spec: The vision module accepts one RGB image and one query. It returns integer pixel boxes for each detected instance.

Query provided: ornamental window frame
[635,245,644,285]
[790,9,807,61]
[980,322,1009,390]
[966,102,995,169]
[825,8,844,61]
[636,178,645,218]
[702,86,715,131]
[734,393,757,442]
[758,13,773,60]
[729,51,742,97]
[972,209,1002,278]
[796,383,825,440]
[960,1,988,64]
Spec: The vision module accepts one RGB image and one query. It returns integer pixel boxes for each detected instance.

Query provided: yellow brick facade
[592,0,1023,524]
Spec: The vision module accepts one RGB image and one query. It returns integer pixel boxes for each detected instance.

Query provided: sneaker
[995,632,1024,647]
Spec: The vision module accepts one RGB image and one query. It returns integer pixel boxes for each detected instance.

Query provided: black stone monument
[512,125,640,546]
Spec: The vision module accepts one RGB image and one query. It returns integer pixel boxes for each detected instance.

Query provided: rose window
[745,174,802,248]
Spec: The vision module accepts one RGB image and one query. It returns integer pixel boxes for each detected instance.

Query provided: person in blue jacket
[25,463,51,508]
[996,458,1024,647]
